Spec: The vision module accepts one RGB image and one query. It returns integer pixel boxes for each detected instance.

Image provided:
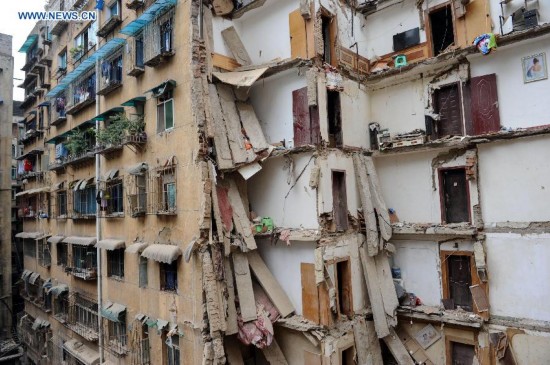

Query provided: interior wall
[340,79,371,149]
[469,34,550,130]
[478,135,550,223]
[489,0,550,36]
[512,333,550,365]
[256,239,316,316]
[249,70,307,145]
[485,233,550,322]
[392,240,441,306]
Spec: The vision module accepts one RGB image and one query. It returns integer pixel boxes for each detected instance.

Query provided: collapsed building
[12,0,550,364]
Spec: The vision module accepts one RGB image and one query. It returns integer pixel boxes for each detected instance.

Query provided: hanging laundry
[473,33,497,55]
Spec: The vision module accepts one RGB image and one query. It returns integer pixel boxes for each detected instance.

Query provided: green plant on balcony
[65,128,88,157]
[96,113,146,148]
[69,45,84,60]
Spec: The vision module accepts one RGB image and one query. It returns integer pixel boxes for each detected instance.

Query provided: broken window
[336,259,352,317]
[292,87,321,147]
[434,83,463,138]
[327,90,343,148]
[429,5,455,56]
[321,13,337,66]
[450,341,475,365]
[441,252,474,312]
[107,248,125,279]
[57,242,68,266]
[160,262,178,292]
[440,168,470,224]
[332,170,348,231]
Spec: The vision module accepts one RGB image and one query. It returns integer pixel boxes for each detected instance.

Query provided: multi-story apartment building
[14,0,550,364]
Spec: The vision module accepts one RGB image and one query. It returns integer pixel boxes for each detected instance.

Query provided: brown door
[435,83,463,137]
[332,171,348,231]
[448,255,472,311]
[470,73,500,135]
[451,342,475,365]
[292,87,321,147]
[441,168,469,223]
[336,260,352,317]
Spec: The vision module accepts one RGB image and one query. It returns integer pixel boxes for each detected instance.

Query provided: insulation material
[237,292,277,349]
[309,164,320,189]
[212,0,234,15]
[238,162,262,180]
[221,26,252,66]
[473,241,488,282]
[306,68,318,106]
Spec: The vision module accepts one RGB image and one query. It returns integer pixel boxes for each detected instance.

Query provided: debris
[221,26,252,66]
[232,252,257,322]
[238,162,262,180]
[227,179,257,250]
[261,338,289,364]
[382,328,415,365]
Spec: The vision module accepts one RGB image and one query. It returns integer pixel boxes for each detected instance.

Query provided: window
[74,294,99,334]
[73,23,97,61]
[23,239,36,257]
[109,0,120,18]
[157,91,174,132]
[58,50,67,70]
[57,190,67,217]
[11,166,16,180]
[11,189,16,201]
[12,144,16,158]
[446,338,476,365]
[74,185,97,217]
[104,179,124,216]
[108,318,127,353]
[43,285,52,311]
[57,242,68,266]
[160,18,173,54]
[138,324,150,365]
[38,239,52,267]
[135,35,144,68]
[429,5,455,56]
[72,245,97,277]
[139,256,148,288]
[54,293,69,322]
[340,346,355,365]
[332,170,348,231]
[439,168,470,224]
[321,12,336,66]
[327,90,343,148]
[165,334,180,365]
[161,173,176,213]
[107,249,125,279]
[160,262,178,292]
[336,259,352,317]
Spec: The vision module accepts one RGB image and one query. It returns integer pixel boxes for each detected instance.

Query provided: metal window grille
[129,321,150,365]
[69,293,99,340]
[107,319,127,355]
[146,162,177,215]
[165,334,180,365]
[73,186,97,217]
[38,239,52,267]
[143,8,175,64]
[57,242,68,266]
[127,173,147,217]
[54,293,69,322]
[57,190,68,217]
[66,68,96,109]
[99,46,123,92]
[103,179,124,216]
[72,245,97,277]
[139,256,148,288]
[107,249,124,278]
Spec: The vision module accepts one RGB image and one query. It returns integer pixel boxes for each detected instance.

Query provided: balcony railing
[65,70,96,115]
[64,150,96,167]
[67,266,97,280]
[97,47,124,95]
[143,8,175,67]
[51,97,67,126]
[97,15,122,38]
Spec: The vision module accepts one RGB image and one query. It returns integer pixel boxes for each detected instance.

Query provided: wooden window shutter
[293,87,311,147]
[471,73,500,135]
[301,263,320,324]
[289,9,314,59]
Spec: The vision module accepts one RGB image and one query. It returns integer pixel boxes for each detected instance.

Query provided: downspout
[198,0,204,40]
[94,13,104,363]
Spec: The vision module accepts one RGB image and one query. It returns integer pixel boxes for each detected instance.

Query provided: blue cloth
[95,0,104,10]
[473,33,497,55]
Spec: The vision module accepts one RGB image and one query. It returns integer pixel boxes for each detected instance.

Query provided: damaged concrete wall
[211,0,298,63]
[512,333,550,364]
[248,153,319,229]
[340,79,371,149]
[486,233,550,322]
[478,135,550,223]
[256,239,316,316]
[469,37,550,129]
[250,70,307,145]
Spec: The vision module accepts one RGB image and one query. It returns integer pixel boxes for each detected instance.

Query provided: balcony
[97,49,124,95]
[126,37,145,77]
[68,266,97,280]
[51,102,67,126]
[95,113,147,155]
[143,10,175,67]
[64,150,95,167]
[126,0,145,9]
[66,95,95,115]
[20,93,37,109]
[48,158,66,172]
[97,15,122,38]
[21,56,38,72]
[66,70,97,115]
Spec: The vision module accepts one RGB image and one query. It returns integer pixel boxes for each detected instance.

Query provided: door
[451,342,475,365]
[292,87,320,147]
[435,83,463,137]
[448,255,472,311]
[332,171,348,231]
[441,168,469,223]
[470,74,500,135]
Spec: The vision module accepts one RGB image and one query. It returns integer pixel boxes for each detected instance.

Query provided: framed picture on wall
[522,52,548,83]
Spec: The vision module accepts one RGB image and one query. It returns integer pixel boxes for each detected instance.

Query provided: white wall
[392,240,441,306]
[257,239,316,316]
[486,233,550,322]
[369,77,426,135]
[478,135,550,223]
[513,334,550,365]
[211,0,298,64]
[248,152,319,229]
[250,70,306,145]
[469,35,550,130]
[341,79,371,148]
[489,0,550,36]
[362,0,427,59]
[317,151,360,218]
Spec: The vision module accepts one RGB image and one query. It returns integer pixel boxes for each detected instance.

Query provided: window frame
[57,242,68,267]
[438,167,471,224]
[156,92,174,133]
[164,333,180,365]
[160,261,178,292]
[445,335,476,365]
[57,190,68,218]
[440,251,482,314]
[139,256,148,288]
[107,248,125,279]
[105,178,124,216]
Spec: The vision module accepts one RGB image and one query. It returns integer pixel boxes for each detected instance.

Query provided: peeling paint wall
[256,238,316,315]
[340,79,371,149]
[478,135,550,223]
[512,333,550,365]
[486,233,550,322]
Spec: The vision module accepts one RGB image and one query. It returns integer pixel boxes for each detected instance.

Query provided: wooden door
[451,342,475,365]
[441,168,469,223]
[332,171,348,231]
[471,73,500,135]
[435,83,463,137]
[292,87,310,147]
[448,255,472,311]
